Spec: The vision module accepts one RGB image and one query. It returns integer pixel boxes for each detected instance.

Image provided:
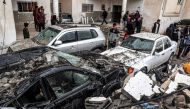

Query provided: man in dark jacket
[36,8,45,32]
[166,24,174,40]
[101,9,108,25]
[152,19,160,34]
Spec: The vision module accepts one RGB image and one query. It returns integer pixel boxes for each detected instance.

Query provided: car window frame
[44,69,92,99]
[77,29,94,41]
[163,37,172,50]
[58,31,77,44]
[15,79,49,106]
[154,39,164,53]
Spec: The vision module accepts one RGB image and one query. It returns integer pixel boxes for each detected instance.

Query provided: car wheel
[140,67,148,74]
[168,53,174,65]
[93,48,102,53]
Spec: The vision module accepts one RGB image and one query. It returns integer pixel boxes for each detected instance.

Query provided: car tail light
[128,67,134,74]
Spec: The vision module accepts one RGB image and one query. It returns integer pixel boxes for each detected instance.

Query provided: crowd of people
[165,23,190,59]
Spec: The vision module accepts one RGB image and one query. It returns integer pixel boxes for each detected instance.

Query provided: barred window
[82,4,93,12]
[17,2,37,12]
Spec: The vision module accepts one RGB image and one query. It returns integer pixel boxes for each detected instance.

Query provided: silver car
[33,24,106,53]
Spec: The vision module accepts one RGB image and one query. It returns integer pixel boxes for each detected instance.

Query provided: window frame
[45,69,91,99]
[77,30,93,41]
[154,40,164,53]
[163,38,172,50]
[82,4,94,12]
[58,31,77,44]
[17,1,37,12]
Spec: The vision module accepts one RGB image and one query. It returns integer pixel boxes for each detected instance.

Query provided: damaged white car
[101,32,177,74]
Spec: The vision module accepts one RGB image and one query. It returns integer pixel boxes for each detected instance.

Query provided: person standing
[23,23,30,39]
[127,17,134,35]
[36,7,45,32]
[166,24,174,40]
[109,23,120,48]
[152,19,160,34]
[123,11,129,30]
[101,9,108,25]
[33,6,38,31]
[172,23,180,42]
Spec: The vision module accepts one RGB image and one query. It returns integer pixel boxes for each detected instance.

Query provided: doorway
[112,5,122,23]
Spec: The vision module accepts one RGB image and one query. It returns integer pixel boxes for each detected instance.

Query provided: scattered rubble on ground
[85,63,190,109]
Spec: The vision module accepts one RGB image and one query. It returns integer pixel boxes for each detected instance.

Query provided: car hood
[8,39,39,53]
[101,46,149,67]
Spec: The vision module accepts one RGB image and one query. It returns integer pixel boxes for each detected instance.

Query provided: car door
[150,39,165,68]
[50,31,78,53]
[76,29,98,51]
[45,69,97,109]
[7,80,50,108]
[162,37,173,62]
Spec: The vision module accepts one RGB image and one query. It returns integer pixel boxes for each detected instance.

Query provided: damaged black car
[0,46,126,109]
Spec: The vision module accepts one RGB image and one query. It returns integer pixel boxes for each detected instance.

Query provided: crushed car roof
[131,32,166,41]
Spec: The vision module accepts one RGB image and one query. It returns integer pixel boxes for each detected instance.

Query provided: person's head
[136,10,139,14]
[113,23,117,28]
[24,23,29,27]
[126,11,129,14]
[38,8,42,13]
[157,19,160,23]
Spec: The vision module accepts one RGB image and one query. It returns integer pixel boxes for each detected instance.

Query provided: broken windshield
[33,27,61,45]
[121,36,154,54]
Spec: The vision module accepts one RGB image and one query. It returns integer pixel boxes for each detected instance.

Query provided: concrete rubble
[0,50,64,103]
[85,64,190,109]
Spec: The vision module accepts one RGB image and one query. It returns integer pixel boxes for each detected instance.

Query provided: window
[163,38,171,49]
[17,2,37,12]
[59,31,76,43]
[155,40,163,53]
[78,30,93,40]
[91,29,98,38]
[82,4,93,12]
[17,81,46,105]
[34,27,61,45]
[46,70,90,98]
[101,4,105,10]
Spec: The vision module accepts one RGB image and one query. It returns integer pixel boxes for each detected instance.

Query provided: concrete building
[0,0,16,47]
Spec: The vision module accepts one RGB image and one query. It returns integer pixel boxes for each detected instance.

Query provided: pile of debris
[0,50,65,102]
[85,64,190,109]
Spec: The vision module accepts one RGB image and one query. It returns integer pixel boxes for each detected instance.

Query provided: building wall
[182,0,190,19]
[71,0,122,23]
[142,0,163,33]
[142,0,186,34]
[126,0,144,13]
[0,0,16,46]
[61,0,72,14]
[12,0,51,26]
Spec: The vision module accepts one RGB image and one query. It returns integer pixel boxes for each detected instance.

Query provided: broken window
[155,40,163,53]
[163,38,171,49]
[17,81,47,105]
[34,27,61,45]
[46,70,90,98]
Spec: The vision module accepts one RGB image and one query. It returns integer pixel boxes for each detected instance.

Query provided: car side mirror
[54,40,62,46]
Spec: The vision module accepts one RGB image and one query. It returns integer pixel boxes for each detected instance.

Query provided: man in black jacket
[101,9,108,25]
[152,19,160,34]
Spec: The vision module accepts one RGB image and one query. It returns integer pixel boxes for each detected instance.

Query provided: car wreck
[85,64,190,109]
[0,46,126,108]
